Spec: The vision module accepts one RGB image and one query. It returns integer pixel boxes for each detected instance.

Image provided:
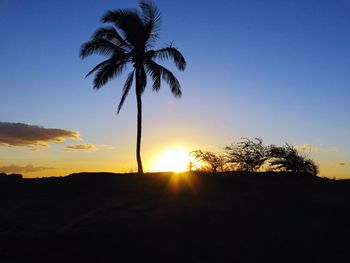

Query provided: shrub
[190,150,227,172]
[267,144,318,176]
[225,138,268,172]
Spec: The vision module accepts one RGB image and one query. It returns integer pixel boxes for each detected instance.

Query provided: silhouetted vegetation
[225,137,267,172]
[192,138,319,176]
[80,1,186,174]
[190,150,227,172]
[267,143,319,176]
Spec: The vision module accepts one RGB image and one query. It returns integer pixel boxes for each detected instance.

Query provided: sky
[0,0,349,178]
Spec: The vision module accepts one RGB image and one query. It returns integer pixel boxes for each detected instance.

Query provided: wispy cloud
[294,144,319,153]
[327,147,339,153]
[64,143,96,152]
[0,122,79,150]
[98,144,115,150]
[0,164,55,173]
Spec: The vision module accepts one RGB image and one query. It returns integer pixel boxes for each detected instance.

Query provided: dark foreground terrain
[1,172,350,262]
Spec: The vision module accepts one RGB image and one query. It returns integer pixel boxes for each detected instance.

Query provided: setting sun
[150,148,195,173]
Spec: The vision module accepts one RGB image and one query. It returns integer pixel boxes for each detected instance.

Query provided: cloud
[98,144,115,150]
[294,144,319,153]
[0,164,55,173]
[339,162,346,166]
[0,122,79,149]
[64,143,96,152]
[327,147,339,153]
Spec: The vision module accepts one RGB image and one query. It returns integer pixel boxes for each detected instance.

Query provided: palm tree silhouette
[80,1,186,174]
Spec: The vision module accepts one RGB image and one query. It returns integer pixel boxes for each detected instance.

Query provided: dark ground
[1,172,350,262]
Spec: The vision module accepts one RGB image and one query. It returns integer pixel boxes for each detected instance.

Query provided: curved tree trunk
[135,69,144,174]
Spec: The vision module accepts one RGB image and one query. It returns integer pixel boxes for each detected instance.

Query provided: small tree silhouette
[267,144,319,176]
[191,150,227,172]
[80,1,186,174]
[225,138,267,172]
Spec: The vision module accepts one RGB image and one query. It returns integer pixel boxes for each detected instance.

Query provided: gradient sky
[0,0,349,178]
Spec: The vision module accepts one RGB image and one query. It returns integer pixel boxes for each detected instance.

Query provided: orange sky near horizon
[1,139,349,179]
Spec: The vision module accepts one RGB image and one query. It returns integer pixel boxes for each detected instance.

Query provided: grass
[1,171,350,262]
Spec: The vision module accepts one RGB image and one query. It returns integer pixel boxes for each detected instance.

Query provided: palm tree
[80,1,186,174]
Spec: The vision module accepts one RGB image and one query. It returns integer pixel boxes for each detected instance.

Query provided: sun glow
[151,148,195,173]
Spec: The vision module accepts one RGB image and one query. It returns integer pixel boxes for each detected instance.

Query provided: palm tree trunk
[135,69,144,174]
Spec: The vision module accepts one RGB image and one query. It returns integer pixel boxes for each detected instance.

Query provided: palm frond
[140,1,161,41]
[148,47,186,71]
[145,60,161,91]
[80,38,127,59]
[92,27,130,50]
[102,9,146,47]
[146,60,181,97]
[93,58,127,89]
[85,59,111,78]
[81,1,186,112]
[117,70,134,113]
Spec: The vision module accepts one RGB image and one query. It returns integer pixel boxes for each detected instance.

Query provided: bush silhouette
[267,144,319,176]
[225,138,267,172]
[191,150,227,172]
[192,138,319,176]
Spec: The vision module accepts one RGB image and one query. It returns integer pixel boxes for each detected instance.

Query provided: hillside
[1,172,350,262]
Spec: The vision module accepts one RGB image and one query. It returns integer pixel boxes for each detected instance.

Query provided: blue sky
[0,0,349,177]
